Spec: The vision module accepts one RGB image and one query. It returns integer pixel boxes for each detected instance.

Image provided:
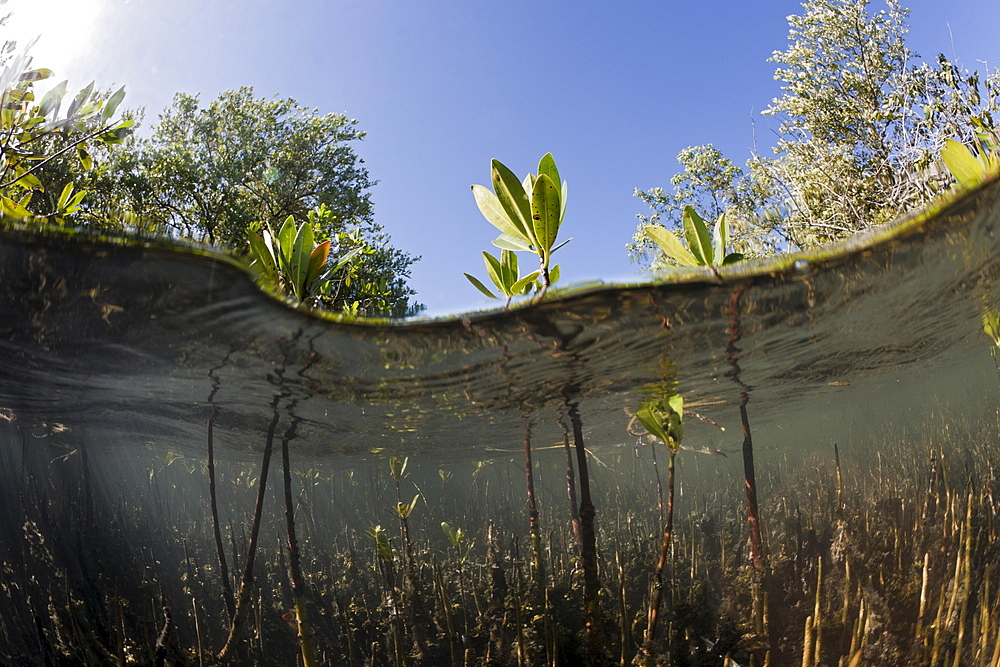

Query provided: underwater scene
[1,179,999,666]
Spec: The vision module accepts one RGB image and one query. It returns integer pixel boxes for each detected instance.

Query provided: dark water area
[1,181,999,665]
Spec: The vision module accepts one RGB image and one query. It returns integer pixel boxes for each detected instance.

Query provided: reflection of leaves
[983,308,1000,350]
[395,494,420,519]
[388,455,409,481]
[370,525,393,562]
[634,359,684,451]
[635,394,685,452]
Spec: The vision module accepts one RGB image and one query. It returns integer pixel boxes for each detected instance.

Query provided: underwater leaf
[644,224,698,267]
[530,173,561,256]
[464,273,498,299]
[982,308,1000,347]
[634,405,670,444]
[396,494,420,519]
[682,206,713,266]
[388,455,409,480]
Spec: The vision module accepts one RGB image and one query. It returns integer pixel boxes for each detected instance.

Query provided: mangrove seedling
[248,212,361,303]
[464,248,556,309]
[632,386,684,658]
[470,153,570,301]
[643,205,743,268]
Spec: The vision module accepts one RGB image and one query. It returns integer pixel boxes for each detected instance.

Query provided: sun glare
[3,0,104,82]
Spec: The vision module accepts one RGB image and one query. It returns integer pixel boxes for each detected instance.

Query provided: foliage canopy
[78,87,422,317]
[633,0,1000,268]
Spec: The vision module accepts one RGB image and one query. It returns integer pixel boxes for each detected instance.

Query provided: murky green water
[1,181,999,665]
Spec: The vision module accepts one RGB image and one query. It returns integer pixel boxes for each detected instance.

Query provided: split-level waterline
[1,180,999,665]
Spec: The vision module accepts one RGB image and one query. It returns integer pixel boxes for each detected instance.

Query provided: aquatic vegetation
[1,172,1000,665]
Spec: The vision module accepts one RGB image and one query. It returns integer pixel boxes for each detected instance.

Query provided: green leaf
[56,182,74,210]
[711,213,728,265]
[77,146,92,171]
[0,194,30,219]
[537,152,560,192]
[682,206,713,266]
[491,159,535,246]
[483,251,508,294]
[249,231,278,279]
[560,179,568,223]
[39,80,67,118]
[644,224,698,267]
[465,273,497,299]
[492,233,533,252]
[289,220,314,300]
[721,252,744,265]
[530,173,561,257]
[511,270,540,295]
[96,118,136,145]
[472,184,527,241]
[67,81,94,119]
[499,248,518,291]
[634,405,670,444]
[13,171,42,191]
[19,68,53,82]
[942,138,984,189]
[550,238,572,254]
[102,85,126,122]
[63,189,87,215]
[276,215,297,271]
[548,263,560,285]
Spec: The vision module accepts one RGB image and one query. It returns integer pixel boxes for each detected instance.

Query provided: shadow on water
[1,179,1000,664]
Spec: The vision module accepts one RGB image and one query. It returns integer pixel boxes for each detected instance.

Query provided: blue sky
[8,0,1000,316]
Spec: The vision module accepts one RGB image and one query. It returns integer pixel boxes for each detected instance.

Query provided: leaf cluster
[643,206,743,269]
[467,153,569,305]
[247,212,361,303]
[0,44,132,224]
[634,0,1000,264]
